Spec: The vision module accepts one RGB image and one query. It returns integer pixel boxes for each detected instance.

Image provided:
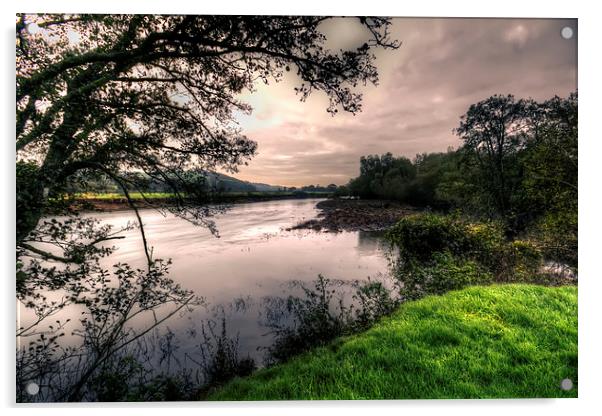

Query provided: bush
[198,317,256,387]
[495,240,543,282]
[386,213,545,294]
[530,211,577,271]
[385,213,504,262]
[262,275,350,365]
[87,356,200,402]
[261,275,400,365]
[397,252,492,300]
[350,280,399,330]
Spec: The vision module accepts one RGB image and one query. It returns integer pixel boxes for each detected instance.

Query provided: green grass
[75,192,174,200]
[207,284,577,400]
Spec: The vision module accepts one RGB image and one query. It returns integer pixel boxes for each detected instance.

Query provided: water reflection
[18,198,394,397]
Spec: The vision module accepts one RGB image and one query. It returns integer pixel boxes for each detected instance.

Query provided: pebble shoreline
[290,199,418,232]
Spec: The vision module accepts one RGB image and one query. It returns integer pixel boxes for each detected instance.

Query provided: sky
[228,17,577,187]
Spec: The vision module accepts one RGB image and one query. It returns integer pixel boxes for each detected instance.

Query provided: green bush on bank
[385,213,545,296]
[495,240,543,282]
[399,252,492,300]
[386,213,504,261]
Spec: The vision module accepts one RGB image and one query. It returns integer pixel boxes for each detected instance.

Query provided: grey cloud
[232,18,577,187]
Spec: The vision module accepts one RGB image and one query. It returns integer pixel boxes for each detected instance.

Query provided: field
[75,191,333,202]
[207,284,578,400]
[75,192,175,200]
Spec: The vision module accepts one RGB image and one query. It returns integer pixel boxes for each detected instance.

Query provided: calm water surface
[20,198,393,366]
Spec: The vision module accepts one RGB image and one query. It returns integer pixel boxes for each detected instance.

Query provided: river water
[19,198,393,370]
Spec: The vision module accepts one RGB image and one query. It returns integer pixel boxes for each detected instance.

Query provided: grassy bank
[207,284,577,400]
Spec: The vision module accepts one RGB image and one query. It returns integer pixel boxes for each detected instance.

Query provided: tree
[408,150,460,207]
[15,14,399,401]
[523,92,577,207]
[455,94,537,226]
[522,92,578,269]
[16,13,398,262]
[349,153,415,200]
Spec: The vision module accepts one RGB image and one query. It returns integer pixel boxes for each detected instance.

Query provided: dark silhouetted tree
[455,94,537,225]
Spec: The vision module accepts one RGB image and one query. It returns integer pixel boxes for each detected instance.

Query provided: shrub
[198,317,256,387]
[386,213,466,261]
[463,222,505,260]
[495,240,544,282]
[385,213,504,262]
[262,275,350,365]
[350,280,399,330]
[386,213,545,293]
[261,275,400,365]
[397,252,492,300]
[530,211,577,271]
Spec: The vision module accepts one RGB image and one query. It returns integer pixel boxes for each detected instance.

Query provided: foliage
[386,213,504,262]
[17,260,200,402]
[521,93,578,270]
[346,92,577,270]
[530,211,577,271]
[208,285,578,400]
[456,93,577,235]
[350,279,399,329]
[486,240,541,283]
[385,213,546,294]
[261,276,352,365]
[16,161,44,242]
[348,152,416,200]
[347,150,475,208]
[396,252,492,300]
[16,15,399,401]
[333,184,350,197]
[197,317,256,388]
[454,95,538,223]
[87,356,199,402]
[261,275,399,365]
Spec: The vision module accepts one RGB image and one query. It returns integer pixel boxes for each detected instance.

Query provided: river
[19,198,393,372]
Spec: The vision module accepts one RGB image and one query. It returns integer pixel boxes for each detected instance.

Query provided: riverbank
[206,284,578,400]
[290,198,418,232]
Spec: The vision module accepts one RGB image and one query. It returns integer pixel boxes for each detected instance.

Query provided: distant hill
[67,169,289,194]
[204,172,285,193]
[203,172,255,192]
[249,182,286,192]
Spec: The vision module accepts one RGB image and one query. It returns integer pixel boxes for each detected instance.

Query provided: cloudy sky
[230,18,577,187]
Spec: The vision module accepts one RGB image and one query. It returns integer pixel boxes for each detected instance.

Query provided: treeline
[338,150,461,207]
[340,92,577,267]
[287,184,338,193]
[60,170,336,195]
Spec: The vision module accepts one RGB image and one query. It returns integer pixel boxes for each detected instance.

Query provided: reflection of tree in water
[17,265,401,401]
[356,230,387,255]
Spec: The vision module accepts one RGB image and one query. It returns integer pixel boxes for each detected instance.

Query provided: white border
[2,1,600,415]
